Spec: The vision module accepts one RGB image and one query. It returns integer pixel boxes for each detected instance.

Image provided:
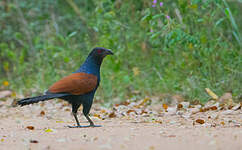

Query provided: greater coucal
[17,47,113,128]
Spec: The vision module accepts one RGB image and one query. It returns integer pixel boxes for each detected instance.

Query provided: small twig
[153,67,163,81]
[51,12,59,35]
[175,8,183,25]
[225,67,242,75]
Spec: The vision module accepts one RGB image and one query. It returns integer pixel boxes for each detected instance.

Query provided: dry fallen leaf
[141,109,148,115]
[195,119,205,124]
[65,108,71,111]
[162,104,168,110]
[200,107,210,112]
[127,109,136,115]
[100,109,106,113]
[108,112,116,118]
[30,140,39,143]
[120,101,130,106]
[40,110,45,116]
[93,113,102,119]
[45,129,53,132]
[205,88,218,100]
[220,121,225,126]
[177,104,183,109]
[153,120,162,124]
[114,104,120,107]
[138,98,150,107]
[56,121,64,123]
[26,126,35,130]
[210,106,217,110]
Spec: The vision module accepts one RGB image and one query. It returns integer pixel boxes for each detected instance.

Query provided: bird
[17,47,113,128]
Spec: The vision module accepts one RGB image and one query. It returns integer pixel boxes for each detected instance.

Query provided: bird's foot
[90,124,102,127]
[67,125,87,128]
[67,125,102,128]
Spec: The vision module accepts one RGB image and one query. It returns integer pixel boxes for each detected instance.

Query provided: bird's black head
[86,47,113,66]
[90,47,113,58]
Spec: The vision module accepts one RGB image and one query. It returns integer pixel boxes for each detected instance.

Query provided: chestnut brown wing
[48,73,98,95]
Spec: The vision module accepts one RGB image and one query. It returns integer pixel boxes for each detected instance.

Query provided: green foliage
[0,0,241,103]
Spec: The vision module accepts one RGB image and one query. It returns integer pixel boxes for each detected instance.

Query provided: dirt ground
[0,99,241,150]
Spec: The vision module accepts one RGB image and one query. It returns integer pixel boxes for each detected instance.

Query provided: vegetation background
[0,0,241,104]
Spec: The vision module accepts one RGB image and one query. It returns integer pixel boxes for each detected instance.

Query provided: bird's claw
[67,125,87,128]
[67,125,102,128]
[90,124,102,127]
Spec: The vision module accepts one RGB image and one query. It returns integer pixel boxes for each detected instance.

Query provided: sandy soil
[0,100,241,150]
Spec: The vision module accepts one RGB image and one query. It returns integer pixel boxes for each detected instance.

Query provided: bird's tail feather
[17,94,67,106]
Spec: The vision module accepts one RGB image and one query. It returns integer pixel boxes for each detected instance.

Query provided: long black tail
[17,93,67,106]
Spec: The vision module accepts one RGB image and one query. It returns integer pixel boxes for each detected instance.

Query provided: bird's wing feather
[48,72,98,95]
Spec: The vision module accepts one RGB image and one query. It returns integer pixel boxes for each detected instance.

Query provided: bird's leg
[84,114,101,127]
[82,101,101,127]
[68,102,101,128]
[73,112,80,126]
[85,114,94,126]
[68,104,85,128]
[67,112,83,128]
[68,114,101,128]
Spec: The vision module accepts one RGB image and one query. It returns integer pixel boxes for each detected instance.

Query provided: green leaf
[64,57,70,63]
[152,14,163,20]
[67,31,77,38]
[215,18,225,27]
[150,31,161,39]
[141,14,151,22]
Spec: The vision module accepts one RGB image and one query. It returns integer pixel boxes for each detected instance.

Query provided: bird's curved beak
[105,49,114,55]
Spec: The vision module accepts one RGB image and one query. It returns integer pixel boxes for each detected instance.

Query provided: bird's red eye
[97,49,102,53]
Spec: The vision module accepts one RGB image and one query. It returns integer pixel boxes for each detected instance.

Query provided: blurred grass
[0,0,241,104]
